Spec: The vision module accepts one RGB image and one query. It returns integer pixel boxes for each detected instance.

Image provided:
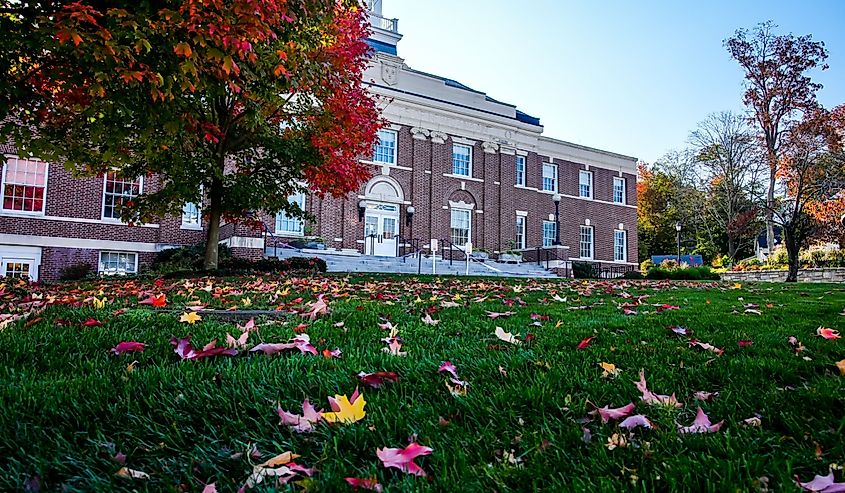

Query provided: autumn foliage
[2,0,381,268]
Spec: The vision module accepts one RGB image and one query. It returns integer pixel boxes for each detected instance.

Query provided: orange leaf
[174,42,192,58]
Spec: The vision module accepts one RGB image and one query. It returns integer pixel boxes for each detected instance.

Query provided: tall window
[579,170,593,199]
[614,229,627,262]
[452,143,472,177]
[276,192,306,235]
[181,187,202,228]
[450,208,471,246]
[542,220,557,247]
[542,163,558,192]
[99,251,138,275]
[515,216,526,249]
[613,177,626,204]
[515,155,526,186]
[373,129,397,164]
[102,173,142,220]
[2,157,48,213]
[579,225,594,259]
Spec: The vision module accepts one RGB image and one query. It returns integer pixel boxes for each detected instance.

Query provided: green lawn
[0,275,843,492]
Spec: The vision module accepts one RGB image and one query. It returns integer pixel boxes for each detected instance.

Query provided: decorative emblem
[381,60,400,86]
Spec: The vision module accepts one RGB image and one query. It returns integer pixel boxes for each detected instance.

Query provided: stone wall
[720,268,845,283]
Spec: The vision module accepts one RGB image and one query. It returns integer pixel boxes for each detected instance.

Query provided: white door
[364,203,399,257]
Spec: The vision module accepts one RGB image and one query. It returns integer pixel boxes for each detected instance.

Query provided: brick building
[0,1,637,281]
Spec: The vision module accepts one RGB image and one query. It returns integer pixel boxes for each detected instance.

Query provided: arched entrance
[362,177,404,257]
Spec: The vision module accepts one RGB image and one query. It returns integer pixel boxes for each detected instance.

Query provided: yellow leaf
[242,297,252,307]
[93,297,106,309]
[600,362,620,378]
[732,283,742,290]
[258,451,300,468]
[837,358,845,376]
[321,393,366,424]
[179,312,202,324]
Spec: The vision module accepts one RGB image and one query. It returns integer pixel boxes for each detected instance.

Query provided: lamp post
[552,193,561,246]
[406,205,415,227]
[675,221,682,263]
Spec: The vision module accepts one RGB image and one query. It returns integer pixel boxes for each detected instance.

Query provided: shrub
[711,255,729,269]
[220,256,327,273]
[808,249,826,267]
[645,266,720,281]
[823,249,845,267]
[770,247,788,266]
[59,262,92,281]
[660,258,679,270]
[572,261,598,279]
[640,259,655,272]
[622,271,644,280]
[151,244,232,273]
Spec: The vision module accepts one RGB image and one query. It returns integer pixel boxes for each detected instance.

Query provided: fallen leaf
[837,359,845,376]
[577,336,595,350]
[115,467,149,480]
[737,340,753,347]
[302,295,329,321]
[171,336,238,360]
[93,297,106,309]
[438,361,460,380]
[322,348,342,359]
[110,341,146,355]
[619,414,653,430]
[138,294,167,307]
[357,371,398,388]
[179,312,202,324]
[486,311,515,320]
[817,327,841,340]
[278,400,323,433]
[345,477,383,492]
[599,362,620,378]
[796,472,845,492]
[321,389,366,424]
[635,369,682,408]
[82,318,103,327]
[494,326,521,345]
[376,442,433,476]
[250,334,317,355]
[592,402,635,423]
[201,484,217,493]
[693,391,717,401]
[678,407,723,434]
[226,331,249,349]
[421,313,440,326]
[605,433,628,450]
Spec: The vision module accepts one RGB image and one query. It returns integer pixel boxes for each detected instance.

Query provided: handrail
[438,238,469,267]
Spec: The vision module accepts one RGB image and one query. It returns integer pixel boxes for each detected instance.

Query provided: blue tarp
[651,255,704,267]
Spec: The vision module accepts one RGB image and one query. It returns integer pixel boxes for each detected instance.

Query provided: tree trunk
[727,236,737,261]
[784,231,800,283]
[765,167,776,262]
[203,178,223,270]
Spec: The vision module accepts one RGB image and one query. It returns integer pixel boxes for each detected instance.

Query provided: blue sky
[381,0,845,163]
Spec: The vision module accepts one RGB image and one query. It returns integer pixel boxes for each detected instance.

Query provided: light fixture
[406,205,415,226]
[552,193,561,204]
[675,221,682,232]
[357,200,366,222]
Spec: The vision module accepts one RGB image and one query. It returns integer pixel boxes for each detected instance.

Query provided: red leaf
[357,371,398,389]
[171,336,238,360]
[82,318,103,327]
[110,341,146,355]
[577,336,595,350]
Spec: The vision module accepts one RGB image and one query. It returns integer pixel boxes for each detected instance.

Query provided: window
[614,229,627,262]
[580,225,594,259]
[181,188,202,228]
[542,163,558,192]
[452,143,472,177]
[98,251,138,275]
[542,220,557,247]
[1,157,48,213]
[579,170,593,199]
[613,177,626,204]
[450,208,471,246]
[515,216,526,250]
[515,155,526,186]
[373,129,397,164]
[102,173,142,220]
[276,192,306,235]
[4,261,31,279]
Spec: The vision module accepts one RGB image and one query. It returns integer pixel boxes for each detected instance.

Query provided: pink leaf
[226,331,249,349]
[817,327,841,340]
[678,406,724,434]
[438,361,460,380]
[170,336,238,360]
[302,295,329,321]
[737,339,753,347]
[277,399,323,433]
[357,371,398,388]
[693,391,717,401]
[797,472,845,492]
[592,403,635,423]
[376,442,433,476]
[635,369,683,408]
[669,326,689,336]
[688,339,725,356]
[250,334,317,356]
[110,341,146,355]
[619,414,653,430]
[345,477,383,492]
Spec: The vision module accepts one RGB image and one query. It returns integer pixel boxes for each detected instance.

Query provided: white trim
[442,173,483,183]
[542,162,558,193]
[515,154,527,187]
[448,200,475,210]
[515,210,528,217]
[1,156,49,216]
[0,211,160,228]
[579,170,593,200]
[614,229,628,263]
[220,236,264,249]
[613,176,627,205]
[0,233,160,252]
[359,159,413,172]
[452,136,477,146]
[449,205,472,247]
[0,245,42,281]
[373,128,399,165]
[451,142,473,178]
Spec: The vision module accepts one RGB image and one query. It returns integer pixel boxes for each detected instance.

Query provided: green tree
[2,0,380,269]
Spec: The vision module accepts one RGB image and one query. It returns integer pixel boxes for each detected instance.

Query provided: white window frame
[515,155,526,187]
[102,173,143,222]
[614,229,627,262]
[613,177,626,204]
[1,156,49,215]
[452,143,472,177]
[0,246,42,281]
[98,251,139,276]
[373,129,398,165]
[579,170,593,199]
[580,225,594,259]
[275,192,306,236]
[542,163,558,192]
[515,215,526,250]
[450,207,472,247]
[542,220,557,247]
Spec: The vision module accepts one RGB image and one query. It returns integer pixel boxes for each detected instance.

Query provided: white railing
[369,13,398,33]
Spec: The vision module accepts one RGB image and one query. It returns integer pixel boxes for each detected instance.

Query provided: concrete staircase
[265,247,559,278]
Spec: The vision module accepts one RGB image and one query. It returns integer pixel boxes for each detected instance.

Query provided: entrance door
[364,203,399,257]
